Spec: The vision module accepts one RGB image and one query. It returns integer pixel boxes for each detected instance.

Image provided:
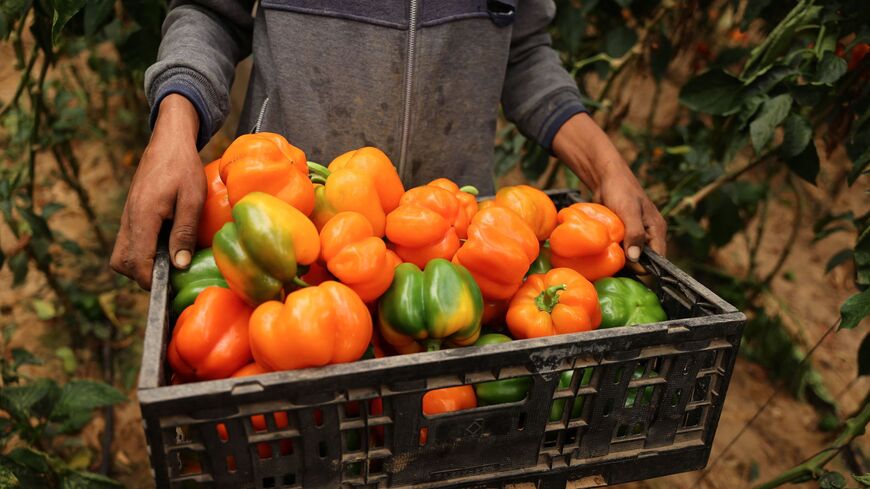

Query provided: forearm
[551,113,627,191]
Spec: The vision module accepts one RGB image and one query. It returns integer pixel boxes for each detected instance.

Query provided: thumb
[169,188,204,269]
[616,198,645,263]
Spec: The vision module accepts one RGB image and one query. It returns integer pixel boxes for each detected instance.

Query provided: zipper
[252,96,270,134]
[397,0,420,181]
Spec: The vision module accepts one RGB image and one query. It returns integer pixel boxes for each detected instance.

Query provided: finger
[110,206,133,277]
[642,199,668,256]
[126,204,165,290]
[169,187,205,270]
[615,197,645,263]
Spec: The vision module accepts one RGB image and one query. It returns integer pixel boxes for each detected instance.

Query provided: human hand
[110,94,206,289]
[552,113,667,261]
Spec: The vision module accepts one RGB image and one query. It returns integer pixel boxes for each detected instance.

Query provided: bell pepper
[474,334,532,405]
[219,132,315,215]
[197,160,233,248]
[321,211,399,302]
[385,184,466,268]
[549,203,626,281]
[308,147,404,236]
[527,241,552,276]
[249,281,372,371]
[378,259,483,353]
[425,178,479,238]
[300,260,334,286]
[549,368,593,422]
[594,277,667,328]
[167,286,254,381]
[170,248,228,315]
[213,192,320,306]
[453,207,540,301]
[488,185,558,241]
[420,385,477,444]
[506,268,602,339]
[481,300,508,327]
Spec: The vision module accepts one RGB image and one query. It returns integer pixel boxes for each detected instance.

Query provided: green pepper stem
[423,339,442,352]
[307,161,331,179]
[310,175,327,184]
[291,276,311,288]
[459,185,479,196]
[535,284,567,313]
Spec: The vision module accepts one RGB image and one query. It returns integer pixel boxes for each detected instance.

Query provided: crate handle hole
[318,441,328,458]
[613,367,624,384]
[602,398,614,417]
[262,476,275,488]
[517,412,527,431]
[671,389,682,407]
[283,473,296,486]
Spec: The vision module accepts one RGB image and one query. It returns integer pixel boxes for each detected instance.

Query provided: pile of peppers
[167,133,669,446]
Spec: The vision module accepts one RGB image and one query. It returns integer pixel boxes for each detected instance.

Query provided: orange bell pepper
[219,132,315,215]
[167,286,254,381]
[548,203,626,281]
[453,207,540,301]
[420,385,477,444]
[506,268,602,339]
[217,363,292,463]
[249,281,373,371]
[309,147,404,236]
[488,185,557,241]
[197,160,233,248]
[320,211,399,302]
[425,178,478,238]
[384,185,465,268]
[481,300,509,327]
[300,261,334,286]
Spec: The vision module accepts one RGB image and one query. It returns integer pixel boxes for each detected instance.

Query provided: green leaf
[12,348,42,369]
[31,298,57,320]
[743,3,821,77]
[0,378,61,421]
[780,113,812,159]
[841,289,870,330]
[605,25,637,58]
[859,334,870,377]
[41,202,64,219]
[826,249,854,273]
[84,0,114,37]
[0,465,18,487]
[8,447,51,473]
[51,380,125,432]
[51,0,88,43]
[749,94,792,153]
[55,346,77,375]
[9,251,28,287]
[679,70,744,115]
[61,470,123,489]
[813,52,848,85]
[61,239,84,255]
[785,139,820,184]
[854,473,870,486]
[819,471,846,489]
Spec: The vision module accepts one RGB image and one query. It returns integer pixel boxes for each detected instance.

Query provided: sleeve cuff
[148,79,214,151]
[539,99,588,154]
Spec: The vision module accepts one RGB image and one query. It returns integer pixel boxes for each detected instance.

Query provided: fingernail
[628,246,641,262]
[175,250,191,268]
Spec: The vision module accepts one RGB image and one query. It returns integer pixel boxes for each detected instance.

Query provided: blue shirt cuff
[540,101,589,154]
[149,83,213,151]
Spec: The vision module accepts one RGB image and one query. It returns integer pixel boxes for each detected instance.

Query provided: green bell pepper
[549,368,592,421]
[594,277,667,328]
[526,241,552,276]
[474,334,532,405]
[212,192,319,305]
[378,258,483,352]
[169,248,228,315]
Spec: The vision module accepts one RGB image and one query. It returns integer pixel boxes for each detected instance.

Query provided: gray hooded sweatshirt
[145,0,587,195]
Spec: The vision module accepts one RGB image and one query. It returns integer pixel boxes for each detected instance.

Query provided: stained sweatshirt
[145,0,587,194]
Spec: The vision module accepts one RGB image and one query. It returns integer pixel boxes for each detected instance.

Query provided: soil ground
[0,45,867,489]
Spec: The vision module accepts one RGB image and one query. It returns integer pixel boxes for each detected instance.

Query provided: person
[111,0,667,288]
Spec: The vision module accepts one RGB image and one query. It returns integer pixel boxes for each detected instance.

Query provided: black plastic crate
[138,189,745,489]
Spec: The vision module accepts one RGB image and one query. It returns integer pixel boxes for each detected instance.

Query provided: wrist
[153,94,200,144]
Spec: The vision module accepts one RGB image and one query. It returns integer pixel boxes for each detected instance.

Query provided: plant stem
[50,146,110,254]
[751,394,870,489]
[0,44,39,118]
[664,151,775,217]
[307,161,331,179]
[459,185,479,195]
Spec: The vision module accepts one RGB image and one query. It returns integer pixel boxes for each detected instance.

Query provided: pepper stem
[423,339,442,352]
[310,175,327,185]
[307,161,331,179]
[535,284,567,313]
[291,276,311,288]
[459,185,479,195]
